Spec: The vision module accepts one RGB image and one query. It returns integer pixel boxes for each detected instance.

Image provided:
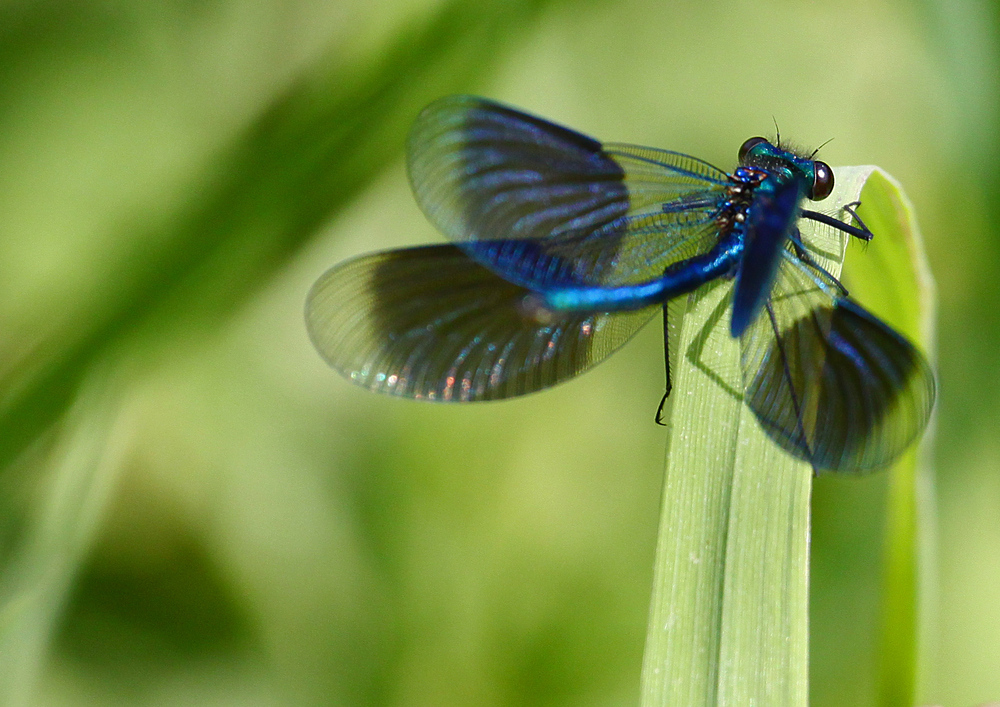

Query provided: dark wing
[730,177,805,337]
[739,248,935,473]
[407,95,729,290]
[305,244,657,401]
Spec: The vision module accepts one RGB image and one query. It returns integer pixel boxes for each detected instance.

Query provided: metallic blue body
[542,227,744,311]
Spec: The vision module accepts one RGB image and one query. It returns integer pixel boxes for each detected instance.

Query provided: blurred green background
[0,0,996,705]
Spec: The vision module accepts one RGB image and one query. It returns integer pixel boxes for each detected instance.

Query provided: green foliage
[641,167,934,707]
[848,172,937,707]
[0,1,992,706]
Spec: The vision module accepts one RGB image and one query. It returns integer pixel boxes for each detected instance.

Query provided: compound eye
[811,161,834,200]
[738,136,769,162]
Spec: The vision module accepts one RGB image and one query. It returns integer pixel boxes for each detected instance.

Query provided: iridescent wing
[730,177,805,337]
[407,95,730,291]
[739,247,936,473]
[305,244,657,401]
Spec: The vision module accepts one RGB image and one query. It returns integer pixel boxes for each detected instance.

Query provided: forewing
[730,177,804,337]
[306,244,657,401]
[407,95,729,290]
[740,249,935,473]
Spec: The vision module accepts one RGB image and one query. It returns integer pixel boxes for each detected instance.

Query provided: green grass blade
[0,1,553,697]
[0,369,123,705]
[0,0,552,472]
[640,166,902,707]
[842,171,937,707]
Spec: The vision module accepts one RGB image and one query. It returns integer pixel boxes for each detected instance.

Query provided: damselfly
[306,96,935,473]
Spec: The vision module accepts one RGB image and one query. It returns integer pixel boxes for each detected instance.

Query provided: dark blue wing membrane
[305,244,657,401]
[740,250,935,473]
[407,96,729,290]
[730,178,804,337]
